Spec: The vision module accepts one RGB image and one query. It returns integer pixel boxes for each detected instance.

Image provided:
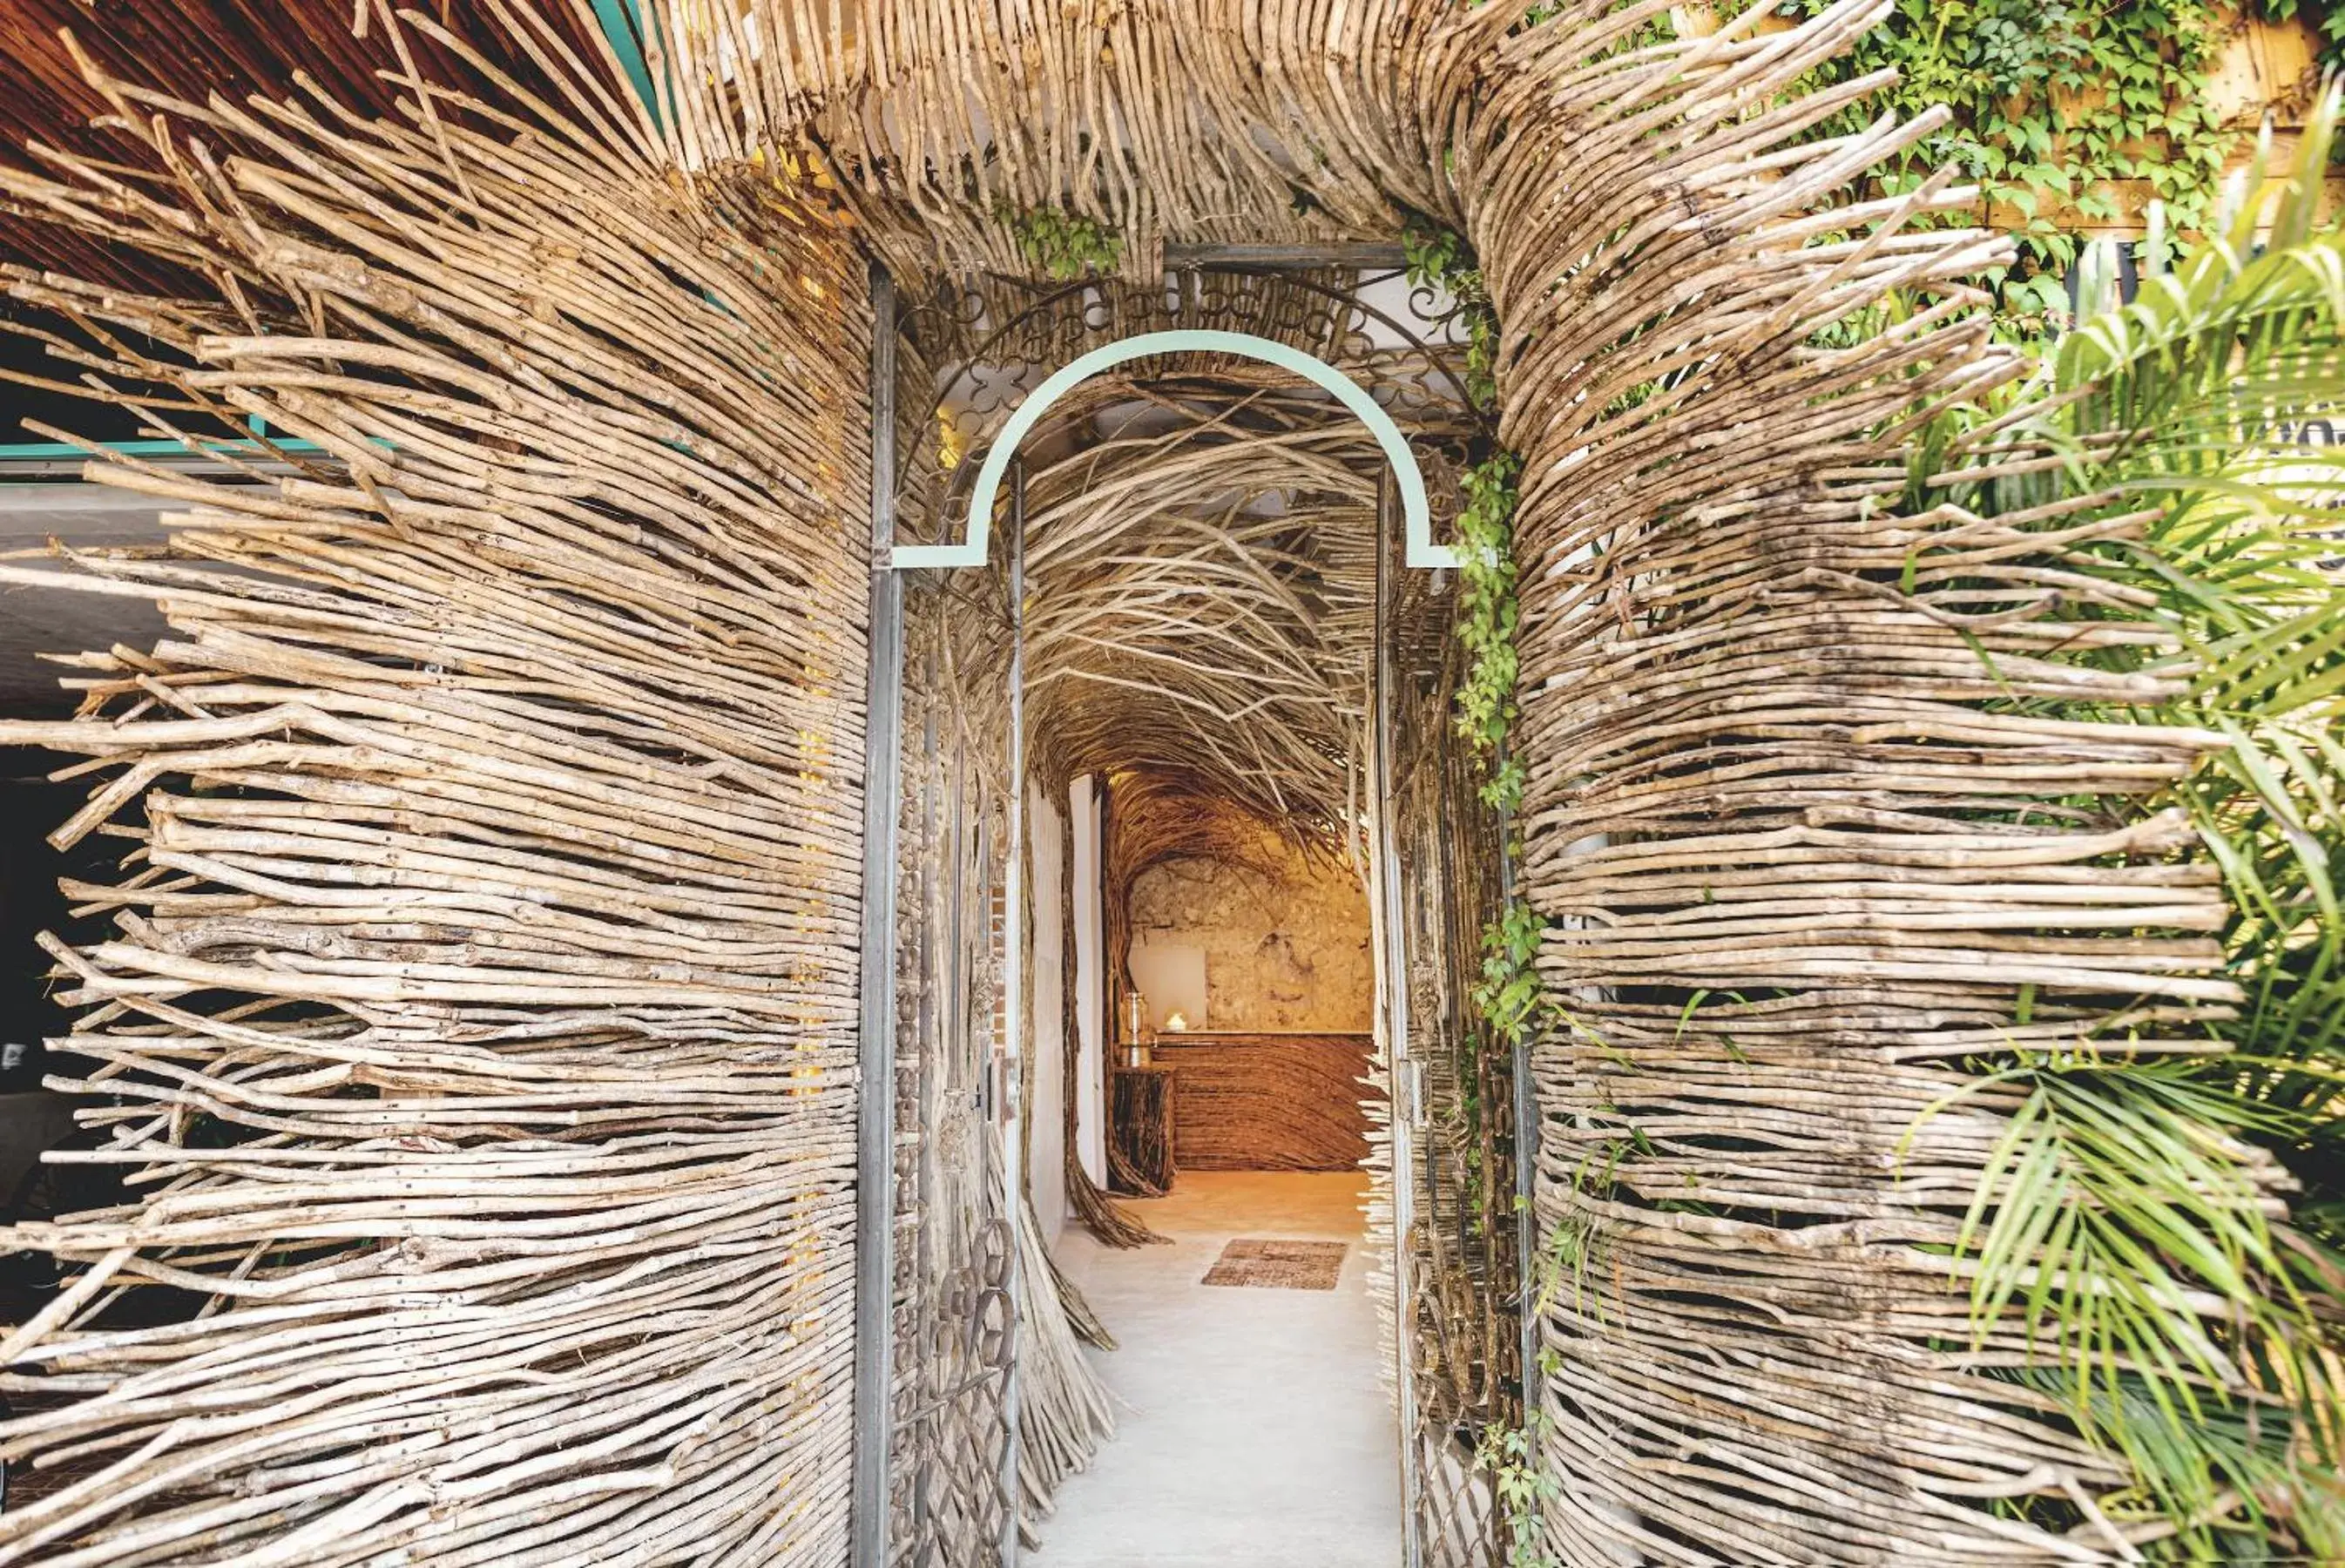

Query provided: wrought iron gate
[858,270,1025,1567]
[1375,479,1532,1567]
[889,577,1022,1565]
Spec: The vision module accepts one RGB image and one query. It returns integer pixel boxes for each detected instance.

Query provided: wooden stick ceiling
[1015,372,1466,834]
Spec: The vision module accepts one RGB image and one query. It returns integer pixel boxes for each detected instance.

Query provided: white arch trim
[888,328,1454,570]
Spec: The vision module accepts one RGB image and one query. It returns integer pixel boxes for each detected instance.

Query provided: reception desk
[1142,1031,1375,1172]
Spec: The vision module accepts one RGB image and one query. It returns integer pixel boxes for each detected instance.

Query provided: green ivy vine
[2252,0,2345,67]
[1452,454,1526,811]
[1408,14,2338,1563]
[996,201,1123,280]
[1401,219,1504,407]
[1407,217,1562,1568]
[1782,0,2236,322]
[1403,219,1522,814]
[1475,1406,1564,1568]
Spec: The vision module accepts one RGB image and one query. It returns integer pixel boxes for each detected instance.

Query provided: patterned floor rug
[1200,1238,1348,1290]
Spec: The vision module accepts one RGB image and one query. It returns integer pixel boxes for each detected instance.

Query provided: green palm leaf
[1923,78,2345,1557]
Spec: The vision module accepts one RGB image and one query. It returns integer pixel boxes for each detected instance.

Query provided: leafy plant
[1403,224,1550,1207]
[1404,231,1573,1520]
[1454,453,1527,814]
[1475,898,1548,1063]
[1402,221,1523,808]
[1475,1407,1563,1568]
[1781,0,2237,330]
[996,201,1123,279]
[1404,217,1502,407]
[2250,0,2345,72]
[1909,98,2345,1556]
[1948,1059,2337,1540]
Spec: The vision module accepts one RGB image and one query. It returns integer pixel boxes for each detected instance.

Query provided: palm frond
[1919,79,2345,1556]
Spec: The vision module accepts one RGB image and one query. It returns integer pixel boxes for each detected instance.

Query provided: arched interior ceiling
[1011,370,1466,835]
[875,267,1479,840]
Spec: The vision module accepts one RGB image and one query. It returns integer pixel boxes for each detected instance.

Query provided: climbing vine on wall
[1894,138,2345,1557]
[1403,222,1537,1075]
[1476,1409,1564,1568]
[1453,454,1526,813]
[1782,0,2236,321]
[1404,219,1522,813]
[2253,0,2345,67]
[1407,217,1563,1568]
[1400,220,1504,406]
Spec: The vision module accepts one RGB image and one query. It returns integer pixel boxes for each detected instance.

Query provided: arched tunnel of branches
[875,272,1512,1556]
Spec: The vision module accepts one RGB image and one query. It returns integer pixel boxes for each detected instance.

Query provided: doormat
[1201,1238,1347,1291]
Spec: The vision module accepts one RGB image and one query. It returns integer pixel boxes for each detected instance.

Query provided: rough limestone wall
[1127,841,1372,1033]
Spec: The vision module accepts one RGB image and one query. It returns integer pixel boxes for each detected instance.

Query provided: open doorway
[1052,776,1391,1566]
[870,260,1532,1565]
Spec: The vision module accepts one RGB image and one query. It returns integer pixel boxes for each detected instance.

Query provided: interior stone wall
[1126,839,1372,1032]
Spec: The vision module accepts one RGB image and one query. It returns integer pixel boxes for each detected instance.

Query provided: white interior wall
[1028,783,1069,1240]
[1071,774,1106,1188]
[1125,941,1209,1030]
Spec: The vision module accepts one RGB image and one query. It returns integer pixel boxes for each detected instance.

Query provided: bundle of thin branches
[0,13,877,1562]
[0,0,622,292]
[1014,372,1466,825]
[1011,1197,1117,1545]
[1456,1,2271,1558]
[780,4,1452,279]
[1150,1033,1375,1171]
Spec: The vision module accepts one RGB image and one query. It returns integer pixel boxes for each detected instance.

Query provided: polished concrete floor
[1033,1171,1401,1566]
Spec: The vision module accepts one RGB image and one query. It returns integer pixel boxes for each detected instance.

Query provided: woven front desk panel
[1146,1032,1373,1173]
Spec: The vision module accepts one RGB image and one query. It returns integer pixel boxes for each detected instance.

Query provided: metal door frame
[1372,467,1429,1566]
[852,263,904,1568]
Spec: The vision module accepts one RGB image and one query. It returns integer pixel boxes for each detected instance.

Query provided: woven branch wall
[1455,22,2252,1563]
[0,0,2291,1562]
[0,11,875,1561]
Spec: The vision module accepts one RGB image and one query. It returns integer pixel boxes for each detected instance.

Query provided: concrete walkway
[1033,1172,1401,1566]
